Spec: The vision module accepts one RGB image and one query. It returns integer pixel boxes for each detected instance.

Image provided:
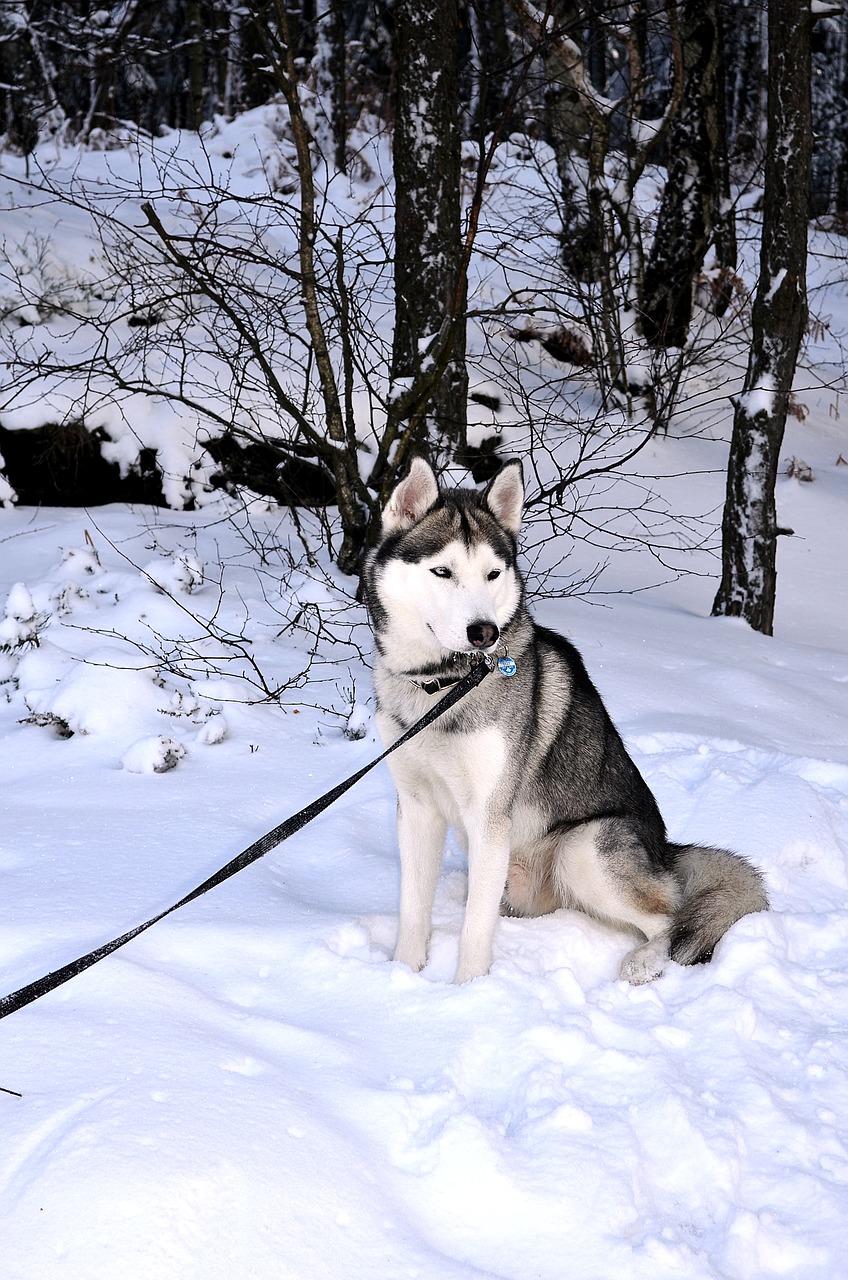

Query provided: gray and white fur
[364,458,768,984]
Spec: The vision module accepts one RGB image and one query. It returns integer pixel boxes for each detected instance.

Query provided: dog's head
[366,458,524,657]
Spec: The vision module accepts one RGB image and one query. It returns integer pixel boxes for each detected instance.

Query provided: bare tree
[641,0,727,347]
[0,1,519,577]
[4,0,839,610]
[508,0,689,415]
[392,0,467,450]
[313,0,347,175]
[712,0,812,635]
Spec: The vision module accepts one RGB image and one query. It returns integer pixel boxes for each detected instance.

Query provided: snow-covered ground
[2,427,848,1279]
[2,115,848,1279]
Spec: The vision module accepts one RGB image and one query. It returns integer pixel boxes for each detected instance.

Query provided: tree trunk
[187,0,207,127]
[723,0,767,179]
[463,0,512,140]
[314,0,347,173]
[711,0,737,277]
[814,2,848,217]
[832,6,848,215]
[392,0,467,449]
[542,0,608,283]
[641,0,722,347]
[711,0,811,636]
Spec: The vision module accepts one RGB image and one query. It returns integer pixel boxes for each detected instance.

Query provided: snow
[738,375,777,420]
[120,734,188,774]
[1,111,848,1280]
[1,466,848,1279]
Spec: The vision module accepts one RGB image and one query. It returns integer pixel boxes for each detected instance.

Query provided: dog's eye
[487,569,501,581]
[430,566,452,579]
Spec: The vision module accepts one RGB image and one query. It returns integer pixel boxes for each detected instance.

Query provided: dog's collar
[404,647,517,694]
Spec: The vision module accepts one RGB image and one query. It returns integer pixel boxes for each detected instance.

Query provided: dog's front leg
[454,814,511,984]
[393,793,447,973]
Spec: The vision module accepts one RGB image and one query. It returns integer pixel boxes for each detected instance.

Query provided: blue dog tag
[497,656,517,677]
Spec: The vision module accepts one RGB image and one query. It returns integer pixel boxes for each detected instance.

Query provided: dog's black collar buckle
[416,674,464,695]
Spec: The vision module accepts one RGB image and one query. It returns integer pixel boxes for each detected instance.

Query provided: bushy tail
[667,845,768,966]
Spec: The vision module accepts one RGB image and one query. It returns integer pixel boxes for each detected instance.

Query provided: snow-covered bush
[0,515,364,770]
[0,581,48,650]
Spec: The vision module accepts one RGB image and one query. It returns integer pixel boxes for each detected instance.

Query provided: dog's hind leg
[501,835,561,918]
[393,792,447,973]
[552,819,681,984]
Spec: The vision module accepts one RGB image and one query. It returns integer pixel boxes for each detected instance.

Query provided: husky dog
[364,458,768,984]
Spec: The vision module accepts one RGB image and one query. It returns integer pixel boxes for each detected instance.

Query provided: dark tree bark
[641,0,723,347]
[464,0,514,139]
[392,0,467,449]
[810,3,848,217]
[314,0,347,173]
[722,0,767,177]
[540,0,608,283]
[711,0,737,277]
[187,0,207,126]
[712,0,812,636]
[837,8,848,216]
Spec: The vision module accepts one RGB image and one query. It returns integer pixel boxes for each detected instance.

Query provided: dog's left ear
[483,460,524,534]
[382,457,439,533]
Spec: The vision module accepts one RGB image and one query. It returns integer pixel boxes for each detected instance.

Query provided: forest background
[0,0,844,630]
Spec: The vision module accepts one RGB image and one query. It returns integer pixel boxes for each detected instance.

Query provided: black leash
[0,659,491,1022]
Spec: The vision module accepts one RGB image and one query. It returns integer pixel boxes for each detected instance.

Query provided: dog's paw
[453,944,493,985]
[620,938,668,985]
[452,964,485,985]
[393,942,427,973]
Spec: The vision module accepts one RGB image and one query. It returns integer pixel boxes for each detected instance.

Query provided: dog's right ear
[382,457,439,533]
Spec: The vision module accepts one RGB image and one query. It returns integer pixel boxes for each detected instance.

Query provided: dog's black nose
[467,621,499,649]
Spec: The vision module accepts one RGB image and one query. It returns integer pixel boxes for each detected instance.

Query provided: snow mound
[0,582,46,649]
[1,539,272,766]
[121,735,187,773]
[142,552,205,595]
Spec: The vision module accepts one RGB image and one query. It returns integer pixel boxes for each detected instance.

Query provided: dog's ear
[382,457,439,532]
[483,460,524,534]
